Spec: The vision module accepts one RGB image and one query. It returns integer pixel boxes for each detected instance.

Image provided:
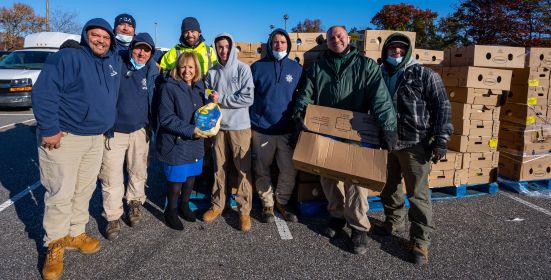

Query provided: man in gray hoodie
[203,33,255,232]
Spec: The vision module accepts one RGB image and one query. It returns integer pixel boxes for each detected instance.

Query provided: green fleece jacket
[293,46,397,131]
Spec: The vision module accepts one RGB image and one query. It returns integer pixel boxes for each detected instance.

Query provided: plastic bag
[194,102,222,137]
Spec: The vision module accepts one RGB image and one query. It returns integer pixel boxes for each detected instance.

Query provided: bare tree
[49,9,82,35]
[0,3,46,50]
[291,19,325,33]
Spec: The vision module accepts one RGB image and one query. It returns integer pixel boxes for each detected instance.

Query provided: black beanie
[114,13,136,29]
[181,17,201,33]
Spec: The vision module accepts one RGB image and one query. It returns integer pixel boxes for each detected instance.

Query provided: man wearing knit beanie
[113,13,136,53]
[160,16,217,76]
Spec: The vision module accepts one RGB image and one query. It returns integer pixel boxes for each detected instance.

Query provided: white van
[0,32,80,108]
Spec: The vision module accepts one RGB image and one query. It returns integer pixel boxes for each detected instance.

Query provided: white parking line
[0,181,42,213]
[0,118,35,130]
[274,212,293,240]
[500,191,551,217]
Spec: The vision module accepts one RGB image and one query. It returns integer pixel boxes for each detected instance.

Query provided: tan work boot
[42,238,65,280]
[202,208,222,223]
[65,233,101,254]
[410,243,429,265]
[240,214,252,232]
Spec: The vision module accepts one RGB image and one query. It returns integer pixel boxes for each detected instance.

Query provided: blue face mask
[386,56,403,66]
[272,50,287,60]
[130,57,146,70]
[116,34,133,45]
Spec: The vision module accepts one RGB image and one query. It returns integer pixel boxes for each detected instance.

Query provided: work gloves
[431,140,447,164]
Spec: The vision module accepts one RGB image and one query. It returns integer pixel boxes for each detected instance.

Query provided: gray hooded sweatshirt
[205,33,254,131]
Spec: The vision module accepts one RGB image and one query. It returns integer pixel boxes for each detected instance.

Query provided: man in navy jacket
[32,18,121,280]
[99,33,159,240]
[250,29,302,223]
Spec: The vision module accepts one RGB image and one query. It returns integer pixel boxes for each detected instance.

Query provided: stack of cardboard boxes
[498,47,551,181]
[430,45,522,187]
[236,42,262,65]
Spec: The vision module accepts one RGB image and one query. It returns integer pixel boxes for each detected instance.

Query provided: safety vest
[160,41,217,77]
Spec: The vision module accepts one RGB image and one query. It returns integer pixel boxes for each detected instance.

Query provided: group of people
[32,14,452,280]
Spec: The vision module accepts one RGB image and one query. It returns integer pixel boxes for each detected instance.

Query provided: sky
[4,0,459,48]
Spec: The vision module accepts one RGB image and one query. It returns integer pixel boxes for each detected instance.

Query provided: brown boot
[42,238,65,280]
[240,214,252,232]
[202,208,222,223]
[65,233,101,254]
[127,200,143,227]
[411,243,429,265]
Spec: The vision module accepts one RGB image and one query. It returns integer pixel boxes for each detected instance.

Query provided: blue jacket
[32,18,121,137]
[156,77,205,165]
[112,33,160,134]
[250,28,302,135]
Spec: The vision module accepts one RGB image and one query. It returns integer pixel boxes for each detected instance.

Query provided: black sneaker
[164,209,183,231]
[127,200,143,227]
[351,229,368,255]
[178,202,197,222]
[105,219,121,240]
[275,201,298,222]
[261,206,275,223]
[322,217,346,238]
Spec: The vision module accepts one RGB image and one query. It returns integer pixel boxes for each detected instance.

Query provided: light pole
[270,24,275,32]
[154,22,158,46]
[45,0,49,31]
[283,14,289,31]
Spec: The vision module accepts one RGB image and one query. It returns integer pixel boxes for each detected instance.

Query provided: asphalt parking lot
[0,108,550,279]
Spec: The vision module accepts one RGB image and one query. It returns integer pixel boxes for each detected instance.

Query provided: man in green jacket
[293,25,398,254]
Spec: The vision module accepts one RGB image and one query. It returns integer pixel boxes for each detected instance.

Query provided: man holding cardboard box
[375,33,452,265]
[293,25,397,255]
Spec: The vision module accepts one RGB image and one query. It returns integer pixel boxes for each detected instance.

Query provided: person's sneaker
[261,206,275,223]
[240,214,252,232]
[372,222,404,237]
[179,202,197,222]
[411,243,429,265]
[164,208,183,231]
[105,219,122,240]
[42,238,65,280]
[274,201,298,222]
[323,217,346,238]
[350,229,369,255]
[202,208,222,223]
[127,200,143,227]
[64,233,101,254]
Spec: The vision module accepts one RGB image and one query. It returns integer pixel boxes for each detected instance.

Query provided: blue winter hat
[181,17,201,33]
[114,13,136,29]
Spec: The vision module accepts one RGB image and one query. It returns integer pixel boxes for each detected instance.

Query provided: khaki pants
[320,177,370,232]
[252,131,297,206]
[39,133,103,246]
[99,128,149,221]
[212,129,253,215]
[381,143,434,247]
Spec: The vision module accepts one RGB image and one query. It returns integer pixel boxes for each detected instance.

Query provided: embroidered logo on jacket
[109,65,118,77]
[141,78,147,90]
[285,74,293,83]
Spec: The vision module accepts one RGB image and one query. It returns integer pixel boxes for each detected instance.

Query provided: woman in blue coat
[156,52,207,230]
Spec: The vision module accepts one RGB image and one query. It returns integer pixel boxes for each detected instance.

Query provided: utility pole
[154,22,158,46]
[283,14,289,31]
[45,0,49,31]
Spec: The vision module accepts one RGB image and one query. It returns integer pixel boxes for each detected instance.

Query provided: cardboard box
[431,151,465,171]
[303,104,380,144]
[351,30,416,51]
[425,65,444,75]
[448,135,497,153]
[498,122,551,155]
[286,51,323,68]
[498,152,551,181]
[505,84,548,106]
[296,182,325,202]
[362,51,382,64]
[526,47,551,68]
[413,49,444,65]
[428,169,460,187]
[447,87,502,106]
[442,48,452,66]
[451,102,500,121]
[442,66,512,90]
[466,152,499,168]
[466,167,497,184]
[236,42,262,58]
[291,32,327,52]
[292,132,387,190]
[449,45,526,69]
[500,103,546,126]
[452,119,499,137]
[511,68,550,87]
[238,57,259,65]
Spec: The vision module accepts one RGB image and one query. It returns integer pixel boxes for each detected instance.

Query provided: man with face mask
[293,26,397,255]
[249,29,302,223]
[160,17,217,76]
[99,33,160,240]
[113,13,136,54]
[373,33,452,265]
